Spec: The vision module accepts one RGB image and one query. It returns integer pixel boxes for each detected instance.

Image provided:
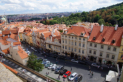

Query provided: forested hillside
[41,2,123,27]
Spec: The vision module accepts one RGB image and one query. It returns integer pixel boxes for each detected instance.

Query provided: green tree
[98,19,105,25]
[27,53,44,72]
[94,14,102,22]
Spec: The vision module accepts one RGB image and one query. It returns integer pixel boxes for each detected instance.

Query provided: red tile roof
[67,26,90,37]
[52,35,61,42]
[2,48,9,54]
[88,26,123,47]
[17,46,28,59]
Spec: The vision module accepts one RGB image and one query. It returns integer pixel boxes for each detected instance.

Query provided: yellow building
[18,28,25,41]
[117,36,123,64]
[26,32,33,45]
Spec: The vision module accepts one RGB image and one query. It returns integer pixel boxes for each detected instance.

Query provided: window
[63,40,64,43]
[90,43,92,46]
[107,46,111,50]
[94,44,97,47]
[83,38,85,41]
[82,50,84,54]
[65,46,67,49]
[101,45,103,49]
[89,50,91,53]
[75,42,76,46]
[72,37,73,39]
[106,54,109,58]
[121,55,123,59]
[75,37,77,39]
[65,40,67,44]
[62,35,64,37]
[79,43,81,47]
[79,38,81,40]
[122,48,123,51]
[69,36,70,38]
[100,52,103,56]
[63,46,64,49]
[93,51,96,54]
[112,55,115,59]
[72,42,73,45]
[113,47,116,51]
[54,46,55,49]
[65,36,67,37]
[72,48,73,51]
[83,44,85,47]
[69,47,70,50]
[75,48,76,52]
[79,49,80,53]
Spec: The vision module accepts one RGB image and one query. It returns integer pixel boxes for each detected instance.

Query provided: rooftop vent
[112,39,115,43]
[102,38,105,42]
[93,37,96,40]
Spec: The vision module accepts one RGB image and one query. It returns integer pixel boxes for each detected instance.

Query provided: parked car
[45,63,52,68]
[26,51,31,55]
[59,69,68,75]
[74,74,82,82]
[63,71,71,78]
[42,59,48,64]
[78,60,87,65]
[91,63,100,68]
[48,64,55,69]
[55,66,64,74]
[51,65,57,71]
[68,72,78,81]
[71,59,79,63]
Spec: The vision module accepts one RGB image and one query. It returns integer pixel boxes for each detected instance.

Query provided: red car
[63,71,71,78]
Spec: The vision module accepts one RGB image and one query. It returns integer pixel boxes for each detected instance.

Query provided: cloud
[0,0,122,15]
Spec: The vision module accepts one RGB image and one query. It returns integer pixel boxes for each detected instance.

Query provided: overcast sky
[0,0,122,15]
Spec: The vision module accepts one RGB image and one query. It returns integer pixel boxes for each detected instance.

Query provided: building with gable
[61,26,90,59]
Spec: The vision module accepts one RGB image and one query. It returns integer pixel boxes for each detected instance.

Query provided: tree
[27,53,44,72]
[98,19,105,25]
[94,14,102,22]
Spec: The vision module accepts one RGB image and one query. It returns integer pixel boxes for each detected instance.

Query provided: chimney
[91,25,93,31]
[11,42,13,47]
[100,24,104,32]
[115,24,118,30]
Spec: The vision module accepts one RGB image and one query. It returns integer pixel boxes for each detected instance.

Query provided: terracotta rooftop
[2,48,9,54]
[52,35,61,42]
[88,26,123,47]
[67,26,90,37]
[17,46,28,59]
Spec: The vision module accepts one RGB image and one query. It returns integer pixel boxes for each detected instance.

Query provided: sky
[0,0,122,15]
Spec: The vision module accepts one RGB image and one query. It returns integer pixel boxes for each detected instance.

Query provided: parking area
[21,43,110,82]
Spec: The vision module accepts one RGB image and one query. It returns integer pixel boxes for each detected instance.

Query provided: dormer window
[102,38,105,42]
[93,37,96,40]
[112,39,115,43]
[81,33,83,36]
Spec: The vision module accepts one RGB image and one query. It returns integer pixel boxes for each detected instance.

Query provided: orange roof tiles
[13,42,21,46]
[2,48,9,54]
[43,32,51,39]
[67,26,90,37]
[52,36,61,42]
[88,26,123,47]
[17,46,28,59]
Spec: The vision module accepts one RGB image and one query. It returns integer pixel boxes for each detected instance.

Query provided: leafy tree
[27,53,44,72]
[98,19,105,25]
[94,14,102,22]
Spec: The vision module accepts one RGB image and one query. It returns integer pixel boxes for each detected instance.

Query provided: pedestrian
[71,67,72,71]
[89,66,91,70]
[63,78,65,82]
[92,72,93,77]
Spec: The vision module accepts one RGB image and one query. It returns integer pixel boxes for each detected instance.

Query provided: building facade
[61,26,90,59]
[87,25,123,65]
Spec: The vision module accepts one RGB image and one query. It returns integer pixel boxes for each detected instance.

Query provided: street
[22,43,109,82]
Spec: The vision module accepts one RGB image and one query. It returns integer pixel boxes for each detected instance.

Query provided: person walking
[92,72,93,77]
[63,78,65,82]
[89,66,91,70]
[89,70,91,75]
